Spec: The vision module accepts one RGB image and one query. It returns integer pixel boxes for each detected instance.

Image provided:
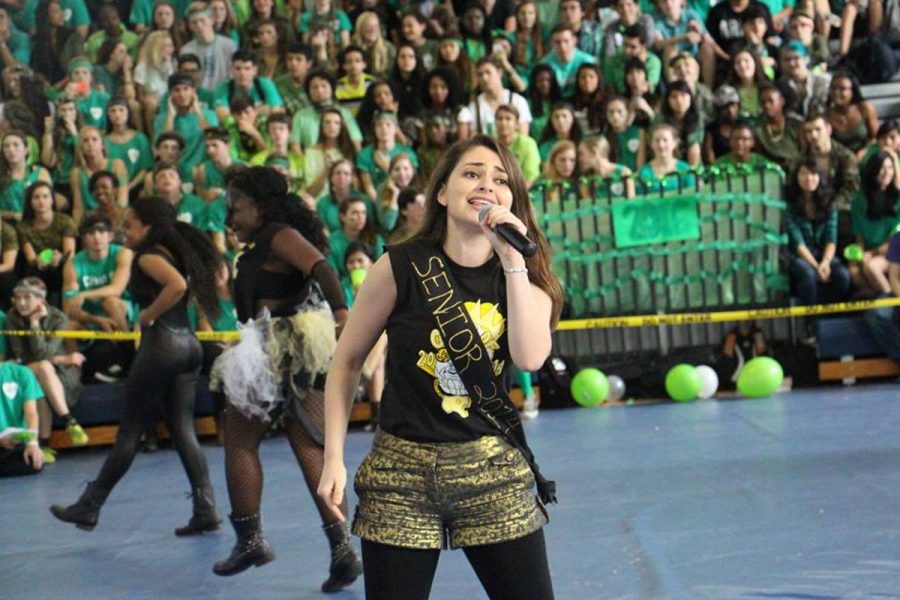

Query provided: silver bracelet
[503,266,528,274]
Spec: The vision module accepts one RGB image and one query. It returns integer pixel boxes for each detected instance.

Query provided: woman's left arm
[270,228,349,326]
[136,254,188,325]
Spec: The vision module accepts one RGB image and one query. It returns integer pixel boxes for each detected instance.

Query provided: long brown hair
[410,134,564,327]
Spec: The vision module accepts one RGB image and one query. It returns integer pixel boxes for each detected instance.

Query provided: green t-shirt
[355,144,419,192]
[213,77,284,110]
[78,158,121,212]
[614,126,643,171]
[187,297,237,331]
[76,90,112,130]
[851,191,900,249]
[290,105,362,150]
[174,193,210,231]
[0,166,43,216]
[274,74,311,116]
[636,160,696,193]
[298,9,352,44]
[72,244,127,317]
[153,107,221,174]
[197,158,235,232]
[540,49,597,99]
[508,134,541,184]
[129,0,191,28]
[106,132,154,181]
[604,52,662,95]
[0,361,43,431]
[20,0,89,31]
[316,194,376,235]
[327,229,384,278]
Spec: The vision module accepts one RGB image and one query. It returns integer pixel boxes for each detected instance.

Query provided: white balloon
[606,375,626,402]
[696,365,719,399]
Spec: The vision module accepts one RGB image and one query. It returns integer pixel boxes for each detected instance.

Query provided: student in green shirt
[355,111,418,202]
[713,122,778,171]
[496,104,541,187]
[153,72,220,176]
[654,80,704,167]
[212,49,284,122]
[316,158,372,234]
[289,69,363,151]
[0,131,52,223]
[539,24,597,99]
[152,161,211,232]
[0,360,44,476]
[194,127,239,254]
[578,135,636,198]
[604,23,662,96]
[104,97,153,198]
[274,42,313,115]
[851,151,900,295]
[326,196,384,278]
[63,213,135,337]
[636,123,697,193]
[249,113,305,192]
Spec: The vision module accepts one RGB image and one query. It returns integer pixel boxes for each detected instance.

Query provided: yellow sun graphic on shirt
[416,300,506,419]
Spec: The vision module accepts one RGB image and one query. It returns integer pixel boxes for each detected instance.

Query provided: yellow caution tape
[0,330,241,342]
[557,297,900,331]
[3,297,899,338]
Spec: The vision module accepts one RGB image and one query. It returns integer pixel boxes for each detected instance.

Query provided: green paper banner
[611,195,701,248]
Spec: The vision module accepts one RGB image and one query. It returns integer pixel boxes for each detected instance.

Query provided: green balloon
[737,356,783,398]
[570,368,608,407]
[843,243,864,262]
[38,248,54,265]
[665,364,701,402]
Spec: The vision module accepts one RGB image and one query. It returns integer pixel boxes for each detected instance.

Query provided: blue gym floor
[4,383,900,599]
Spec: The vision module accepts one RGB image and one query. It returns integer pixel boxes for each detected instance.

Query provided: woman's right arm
[318,253,396,521]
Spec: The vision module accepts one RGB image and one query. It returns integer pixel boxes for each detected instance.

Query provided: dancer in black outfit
[210,166,361,593]
[50,197,224,535]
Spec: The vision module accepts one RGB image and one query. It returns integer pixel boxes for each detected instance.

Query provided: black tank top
[130,248,192,330]
[234,221,312,322]
[380,241,511,443]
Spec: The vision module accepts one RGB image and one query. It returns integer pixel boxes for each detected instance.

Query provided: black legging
[94,324,210,491]
[361,529,555,600]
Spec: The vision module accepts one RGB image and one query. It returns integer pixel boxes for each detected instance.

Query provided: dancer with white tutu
[211,166,362,593]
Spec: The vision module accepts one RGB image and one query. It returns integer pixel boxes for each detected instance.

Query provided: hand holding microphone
[477,204,537,258]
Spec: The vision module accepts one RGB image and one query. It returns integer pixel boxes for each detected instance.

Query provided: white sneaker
[521,395,539,420]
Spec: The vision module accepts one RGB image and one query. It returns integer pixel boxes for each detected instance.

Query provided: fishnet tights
[224,389,346,525]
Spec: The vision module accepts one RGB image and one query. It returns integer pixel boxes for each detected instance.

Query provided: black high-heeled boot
[213,513,275,576]
[175,484,222,536]
[321,521,362,593]
[49,481,111,531]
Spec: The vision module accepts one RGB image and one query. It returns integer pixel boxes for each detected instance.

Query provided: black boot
[213,513,276,576]
[175,484,222,536]
[321,521,362,593]
[49,481,111,531]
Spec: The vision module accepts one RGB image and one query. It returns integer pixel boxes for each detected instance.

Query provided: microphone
[478,204,538,258]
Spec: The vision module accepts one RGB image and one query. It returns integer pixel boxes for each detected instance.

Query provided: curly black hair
[225,165,330,254]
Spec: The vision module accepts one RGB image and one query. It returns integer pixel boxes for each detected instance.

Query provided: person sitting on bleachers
[0,360,45,477]
[796,112,860,212]
[62,214,134,334]
[714,121,778,169]
[6,277,87,463]
[864,229,900,362]
[777,41,830,118]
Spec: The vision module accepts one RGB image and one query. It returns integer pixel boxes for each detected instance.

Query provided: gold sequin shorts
[352,430,548,550]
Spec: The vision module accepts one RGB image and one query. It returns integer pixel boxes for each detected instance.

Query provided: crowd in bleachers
[2,0,900,475]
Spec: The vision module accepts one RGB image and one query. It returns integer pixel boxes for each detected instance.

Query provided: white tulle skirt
[211,308,336,423]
